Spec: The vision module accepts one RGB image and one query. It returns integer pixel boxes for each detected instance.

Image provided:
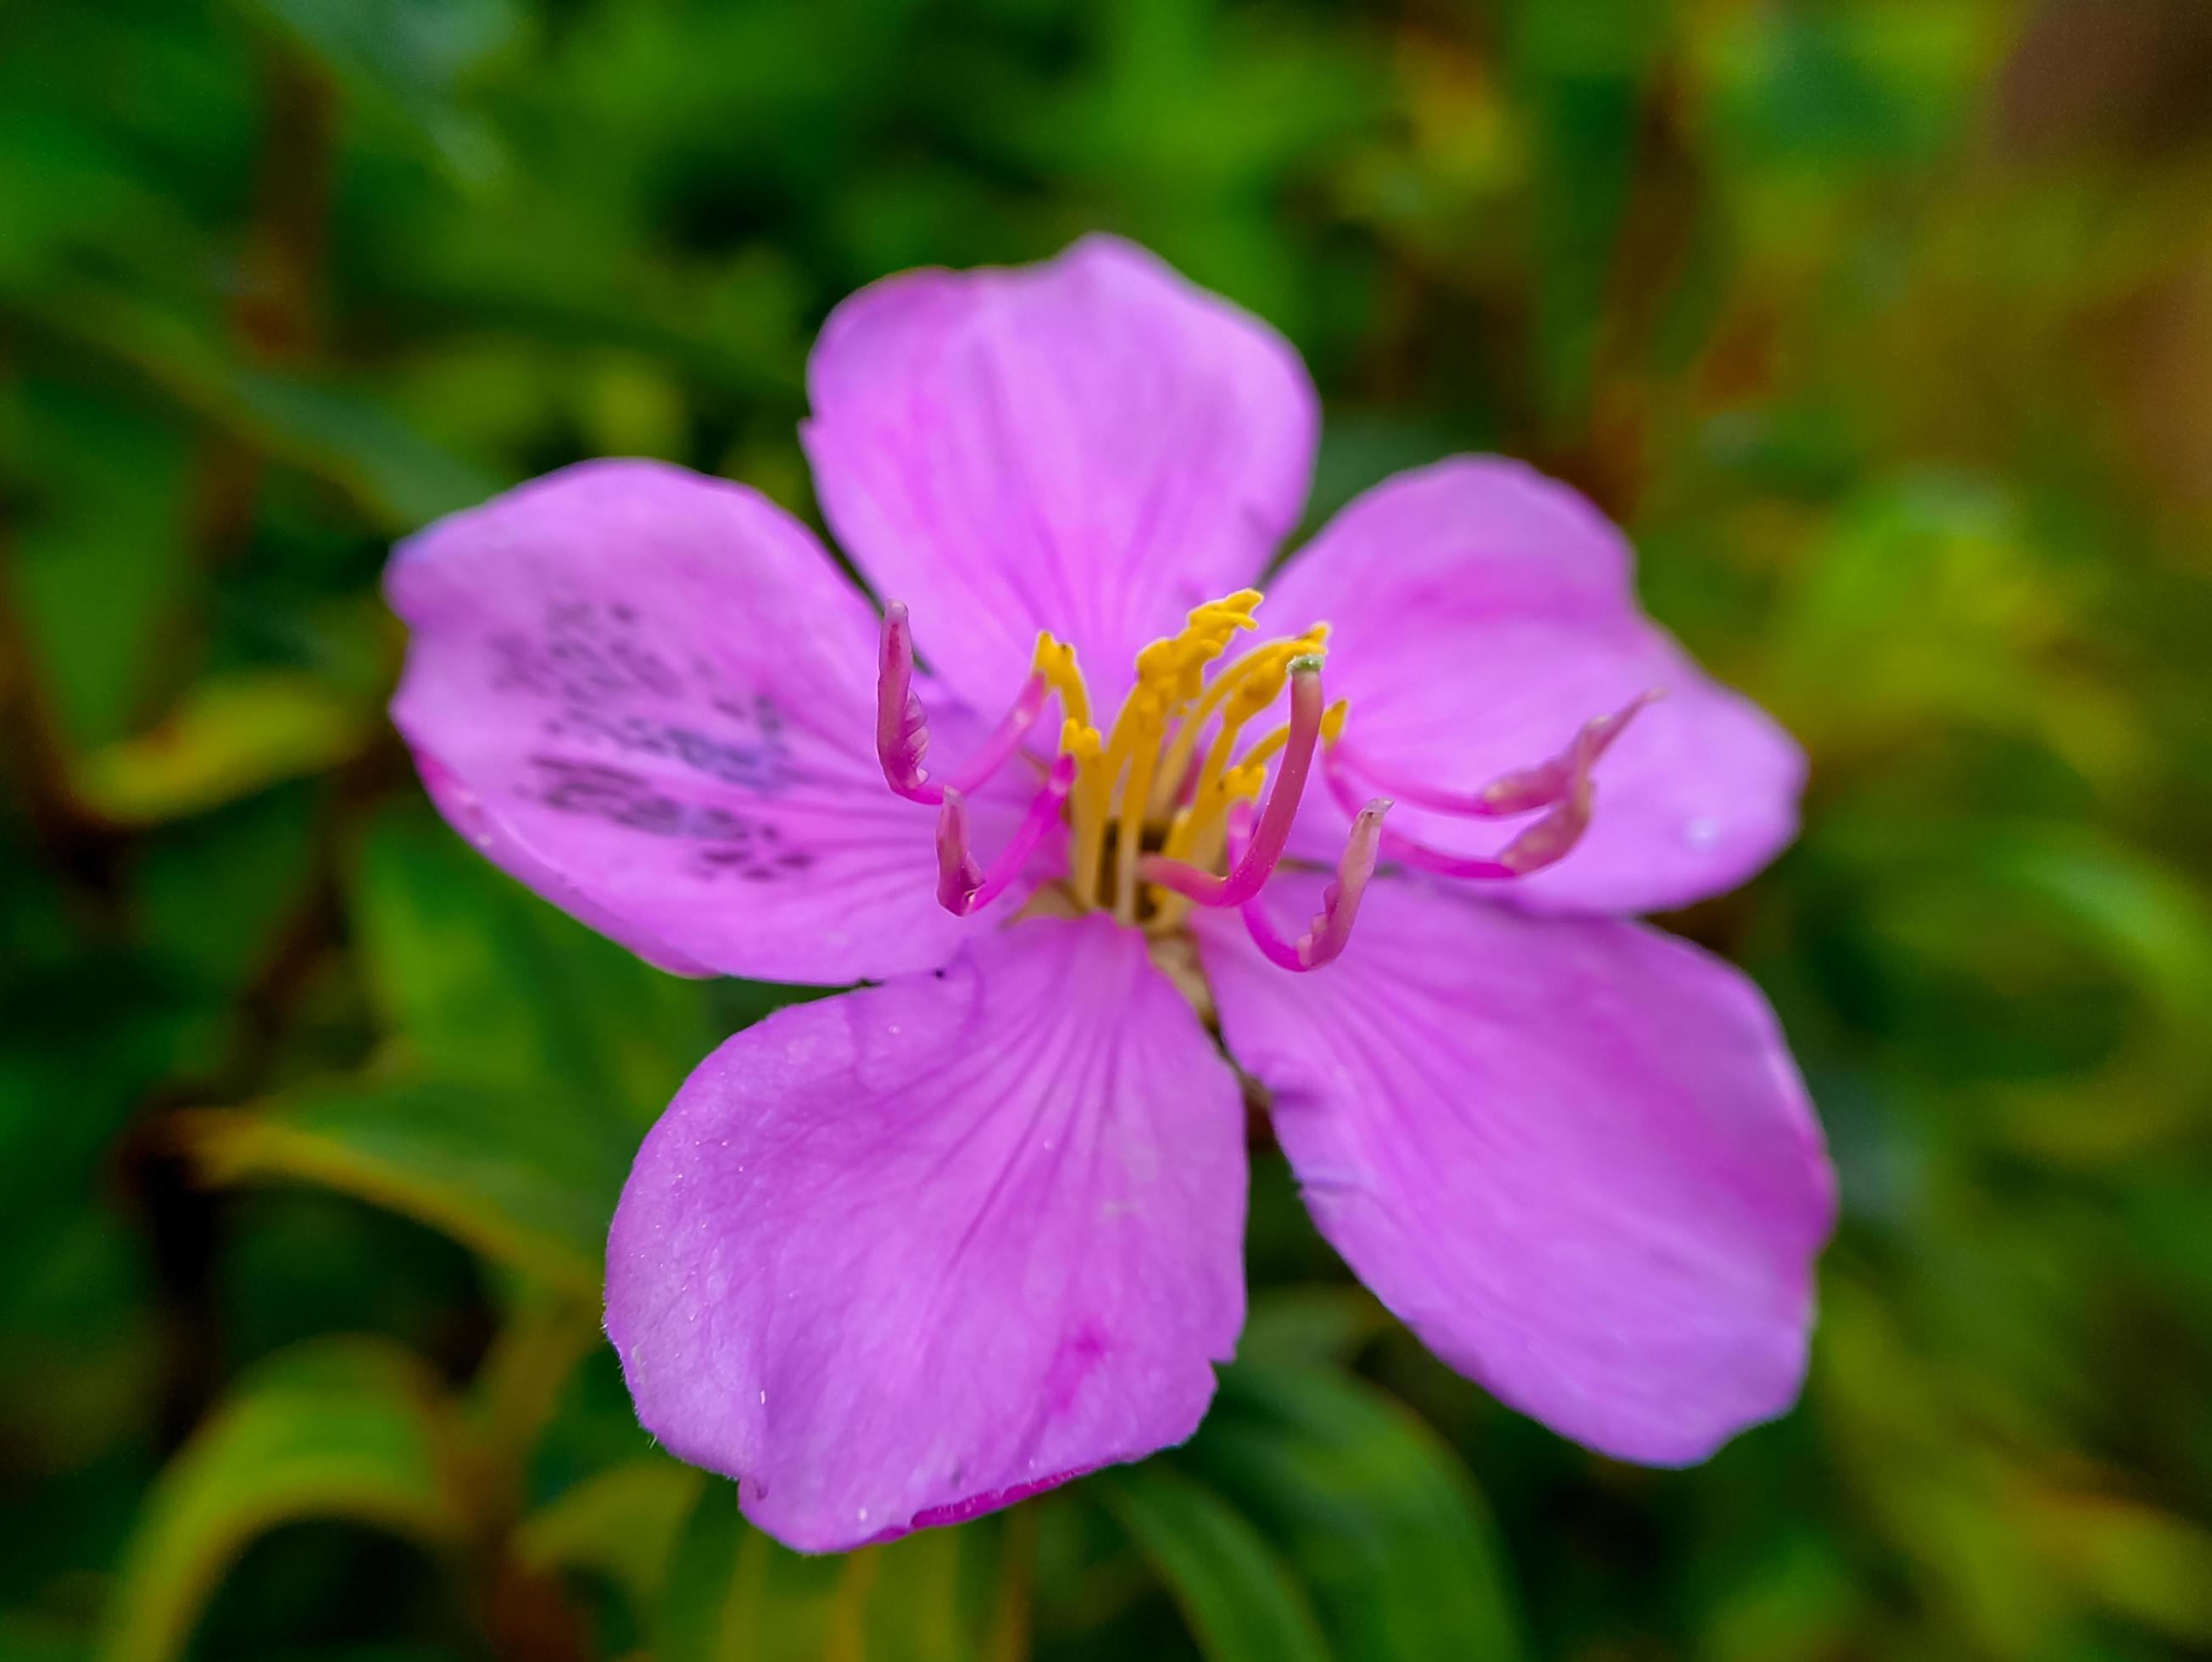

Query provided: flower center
[878,588,1342,929]
[1033,589,1339,926]
[875,589,1654,973]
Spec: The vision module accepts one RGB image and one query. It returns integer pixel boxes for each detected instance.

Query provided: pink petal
[1198,874,1835,1465]
[605,915,1248,1552]
[802,235,1318,714]
[387,460,1038,984]
[1272,458,1806,914]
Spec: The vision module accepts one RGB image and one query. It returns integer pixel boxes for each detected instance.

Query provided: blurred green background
[6,0,2210,1657]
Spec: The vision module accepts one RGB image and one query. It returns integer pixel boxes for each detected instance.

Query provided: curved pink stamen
[945,675,1050,794]
[878,600,1050,806]
[878,601,933,801]
[1227,795,1390,972]
[1328,708,1610,879]
[935,753,1077,917]
[1329,689,1659,817]
[1139,662,1326,910]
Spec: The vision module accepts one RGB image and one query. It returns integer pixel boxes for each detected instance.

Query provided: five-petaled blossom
[387,236,1836,1553]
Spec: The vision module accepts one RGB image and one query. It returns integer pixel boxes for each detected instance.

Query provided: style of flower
[386,236,1836,1553]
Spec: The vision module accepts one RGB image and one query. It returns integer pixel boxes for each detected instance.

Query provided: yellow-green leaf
[182,1076,632,1297]
[97,1338,465,1662]
[515,1457,705,1611]
[1095,1463,1334,1662]
[73,671,374,826]
[1183,1365,1525,1662]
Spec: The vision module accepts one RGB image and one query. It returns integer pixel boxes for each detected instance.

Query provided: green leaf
[7,386,192,749]
[1183,1366,1525,1662]
[1236,1286,1393,1371]
[655,1481,746,1662]
[183,1075,632,1297]
[842,1526,987,1662]
[136,786,321,1002]
[514,1457,704,1612]
[96,1338,464,1662]
[1095,1462,1334,1662]
[9,282,501,533]
[654,1481,993,1662]
[0,1612,91,1662]
[227,368,504,527]
[242,0,521,186]
[656,1482,839,1662]
[352,803,712,1124]
[1514,0,1671,427]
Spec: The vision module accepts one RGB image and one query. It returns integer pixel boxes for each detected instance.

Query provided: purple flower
[386,236,1836,1553]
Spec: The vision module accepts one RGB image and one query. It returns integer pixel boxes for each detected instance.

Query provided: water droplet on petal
[1683,816,1721,849]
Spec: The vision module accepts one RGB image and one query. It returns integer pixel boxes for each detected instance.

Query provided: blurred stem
[468,1289,601,1510]
[984,1504,1038,1662]
[134,40,337,726]
[0,509,81,839]
[236,44,337,365]
[0,390,124,912]
[822,1548,883,1662]
[466,1291,599,1662]
[1568,62,1703,522]
[481,1556,591,1662]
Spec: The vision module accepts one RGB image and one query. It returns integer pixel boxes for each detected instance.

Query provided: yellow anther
[1222,650,1291,723]
[1134,639,1184,689]
[1035,588,1335,920]
[1320,699,1350,746]
[1034,633,1092,730]
[1061,719,1103,763]
[1210,630,1313,720]
[1134,599,1256,714]
[1190,590,1262,628]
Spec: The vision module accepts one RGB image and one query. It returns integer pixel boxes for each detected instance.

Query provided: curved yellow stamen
[1158,632,1328,864]
[1151,623,1329,815]
[1146,693,1350,930]
[1103,600,1251,920]
[1034,589,1335,919]
[1034,633,1090,729]
[1034,635,1105,903]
